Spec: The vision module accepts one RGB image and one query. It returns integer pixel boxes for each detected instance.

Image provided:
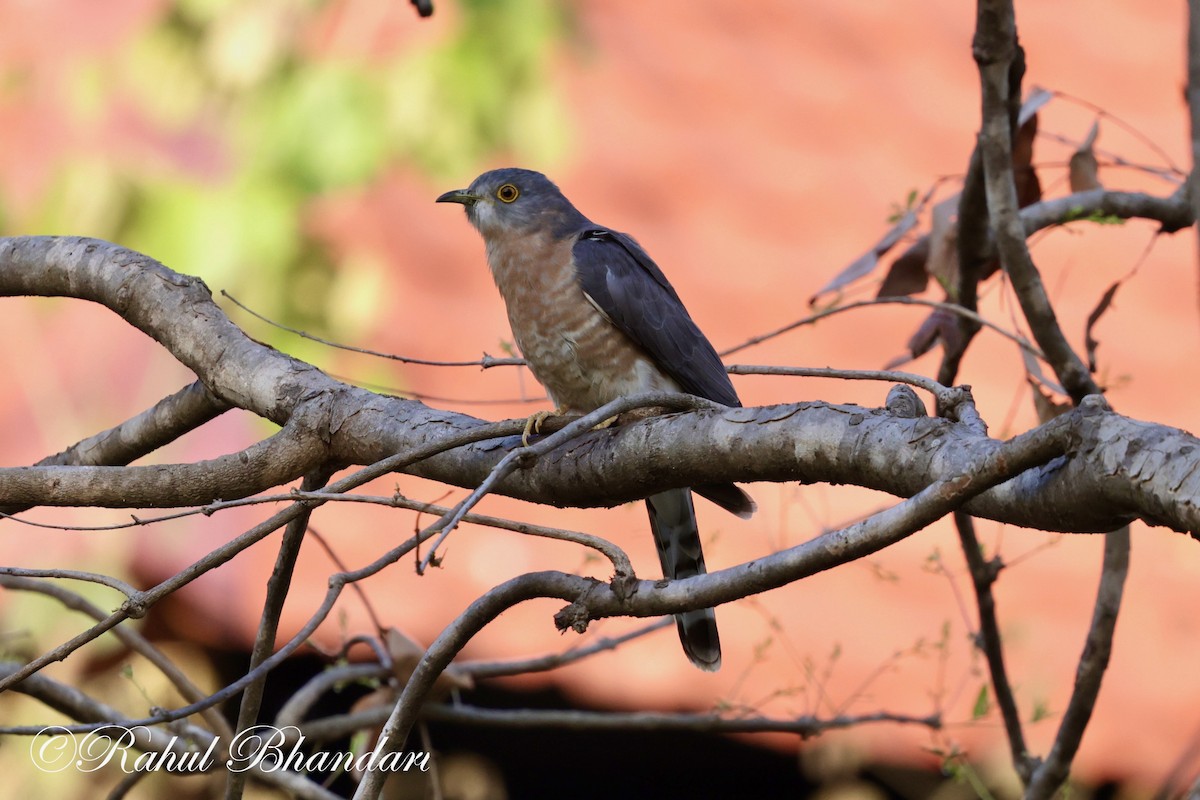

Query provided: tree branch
[225,469,331,800]
[353,402,1086,797]
[0,575,233,742]
[0,400,331,508]
[0,663,340,799]
[954,513,1032,779]
[5,237,1195,539]
[1,380,228,516]
[973,4,1131,797]
[1025,525,1130,798]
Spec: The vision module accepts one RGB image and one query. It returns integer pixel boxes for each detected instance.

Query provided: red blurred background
[2,0,1197,796]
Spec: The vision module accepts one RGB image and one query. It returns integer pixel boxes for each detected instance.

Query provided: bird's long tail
[645,488,721,671]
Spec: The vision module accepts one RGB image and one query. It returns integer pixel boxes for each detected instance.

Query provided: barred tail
[645,489,721,671]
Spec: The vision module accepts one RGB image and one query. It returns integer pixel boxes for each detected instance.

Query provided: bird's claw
[522,407,565,446]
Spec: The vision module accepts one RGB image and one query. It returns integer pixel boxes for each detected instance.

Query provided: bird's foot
[521,406,567,446]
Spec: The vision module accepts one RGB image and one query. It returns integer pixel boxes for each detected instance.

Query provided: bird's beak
[436,189,481,206]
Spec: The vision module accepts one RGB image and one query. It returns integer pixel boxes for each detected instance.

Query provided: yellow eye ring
[496,183,520,203]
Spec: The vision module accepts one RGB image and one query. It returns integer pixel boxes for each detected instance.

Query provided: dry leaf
[883,306,960,369]
[925,194,961,290]
[877,236,930,298]
[1013,110,1043,208]
[1018,86,1054,126]
[811,207,920,304]
[383,627,473,697]
[1069,120,1102,192]
[1019,346,1067,397]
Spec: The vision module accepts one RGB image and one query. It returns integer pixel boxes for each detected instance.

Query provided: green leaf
[972,683,991,719]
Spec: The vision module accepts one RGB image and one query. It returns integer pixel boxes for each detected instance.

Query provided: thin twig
[225,469,330,800]
[0,566,139,599]
[720,296,1044,361]
[726,364,948,401]
[289,492,634,579]
[423,705,942,736]
[415,391,723,573]
[276,620,675,732]
[1053,89,1187,177]
[461,618,674,679]
[222,290,525,369]
[953,512,1032,779]
[0,575,233,742]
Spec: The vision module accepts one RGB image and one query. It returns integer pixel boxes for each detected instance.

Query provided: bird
[437,167,754,671]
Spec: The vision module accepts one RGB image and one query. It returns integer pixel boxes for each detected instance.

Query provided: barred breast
[486,232,679,412]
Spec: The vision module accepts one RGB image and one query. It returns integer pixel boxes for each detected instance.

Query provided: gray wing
[573,228,740,407]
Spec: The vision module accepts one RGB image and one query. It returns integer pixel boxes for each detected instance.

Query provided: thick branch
[1021,188,1192,236]
[354,404,1081,797]
[38,380,228,468]
[975,10,1095,402]
[3,237,1197,536]
[0,400,331,507]
[974,5,1130,799]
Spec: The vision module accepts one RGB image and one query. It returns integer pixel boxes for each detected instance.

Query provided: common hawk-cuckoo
[438,168,754,670]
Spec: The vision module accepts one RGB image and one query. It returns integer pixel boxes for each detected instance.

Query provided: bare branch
[34,380,227,468]
[1025,525,1130,798]
[423,705,941,737]
[0,662,341,800]
[1020,187,1192,236]
[727,364,949,399]
[416,391,722,571]
[0,420,527,696]
[275,621,677,736]
[0,575,233,742]
[222,290,525,370]
[225,469,331,800]
[289,491,634,578]
[953,513,1032,779]
[5,237,1191,539]
[354,404,1084,797]
[2,380,229,517]
[0,401,331,509]
[974,6,1094,403]
[721,296,1043,361]
[0,566,139,599]
[973,4,1131,798]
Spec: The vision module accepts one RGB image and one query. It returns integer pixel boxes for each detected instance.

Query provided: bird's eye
[496,183,520,203]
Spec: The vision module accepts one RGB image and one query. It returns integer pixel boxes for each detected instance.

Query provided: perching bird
[437,168,754,671]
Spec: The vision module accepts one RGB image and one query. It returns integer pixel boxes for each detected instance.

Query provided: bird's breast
[486,235,678,412]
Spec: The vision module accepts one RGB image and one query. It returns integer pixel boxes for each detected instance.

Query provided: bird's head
[436,168,586,239]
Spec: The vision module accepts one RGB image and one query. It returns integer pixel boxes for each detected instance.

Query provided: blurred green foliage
[2,0,572,333]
